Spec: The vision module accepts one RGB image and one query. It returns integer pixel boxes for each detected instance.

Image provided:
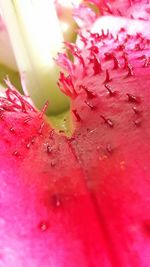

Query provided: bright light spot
[13,0,63,66]
[0,0,69,113]
[61,21,70,33]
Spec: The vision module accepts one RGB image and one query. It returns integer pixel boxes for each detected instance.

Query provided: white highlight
[0,0,68,113]
[0,0,63,69]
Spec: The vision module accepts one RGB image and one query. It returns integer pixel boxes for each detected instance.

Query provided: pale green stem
[0,0,69,114]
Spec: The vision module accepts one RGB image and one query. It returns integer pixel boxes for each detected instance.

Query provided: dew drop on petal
[51,194,62,208]
[38,221,49,232]
[9,127,15,134]
[12,151,20,157]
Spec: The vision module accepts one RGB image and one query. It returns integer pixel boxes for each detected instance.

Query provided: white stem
[0,0,69,114]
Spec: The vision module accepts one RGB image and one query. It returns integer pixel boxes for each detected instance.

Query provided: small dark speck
[47,144,53,154]
[51,194,62,208]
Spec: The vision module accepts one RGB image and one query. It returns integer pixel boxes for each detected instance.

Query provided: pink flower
[0,1,150,266]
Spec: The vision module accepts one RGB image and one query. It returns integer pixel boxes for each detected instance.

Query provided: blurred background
[0,0,83,93]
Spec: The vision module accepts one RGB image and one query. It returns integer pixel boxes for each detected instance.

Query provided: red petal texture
[0,3,150,267]
[58,14,150,267]
[0,89,113,267]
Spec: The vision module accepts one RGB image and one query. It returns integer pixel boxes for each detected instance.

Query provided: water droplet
[31,136,36,144]
[38,221,49,232]
[107,119,114,127]
[132,106,142,114]
[134,118,142,126]
[26,142,31,149]
[106,144,113,153]
[51,194,62,208]
[9,127,15,134]
[12,151,20,157]
[120,161,125,170]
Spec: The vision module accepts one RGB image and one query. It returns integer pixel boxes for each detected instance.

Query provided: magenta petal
[1,3,150,267]
[58,14,150,267]
[0,90,114,267]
